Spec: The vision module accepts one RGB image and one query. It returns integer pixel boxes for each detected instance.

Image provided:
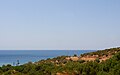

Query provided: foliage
[0,47,120,75]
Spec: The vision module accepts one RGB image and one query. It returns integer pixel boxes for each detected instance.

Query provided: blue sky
[0,0,120,50]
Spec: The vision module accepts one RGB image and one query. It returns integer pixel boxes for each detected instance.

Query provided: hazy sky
[0,0,120,50]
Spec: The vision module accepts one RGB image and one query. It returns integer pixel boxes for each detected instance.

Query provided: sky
[0,0,120,50]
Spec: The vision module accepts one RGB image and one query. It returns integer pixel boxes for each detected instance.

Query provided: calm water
[0,50,95,66]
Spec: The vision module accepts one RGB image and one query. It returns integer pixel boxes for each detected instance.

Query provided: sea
[0,50,95,66]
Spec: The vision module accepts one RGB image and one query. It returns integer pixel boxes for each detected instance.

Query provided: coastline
[0,50,95,66]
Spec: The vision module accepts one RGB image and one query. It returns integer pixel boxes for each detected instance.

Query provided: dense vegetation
[0,47,120,75]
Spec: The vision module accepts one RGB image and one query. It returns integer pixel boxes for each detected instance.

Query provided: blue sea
[0,50,95,66]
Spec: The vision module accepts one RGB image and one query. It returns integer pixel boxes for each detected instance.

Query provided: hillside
[80,47,120,62]
[0,47,120,75]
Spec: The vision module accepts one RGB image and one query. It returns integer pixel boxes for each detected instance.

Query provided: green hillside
[0,47,120,75]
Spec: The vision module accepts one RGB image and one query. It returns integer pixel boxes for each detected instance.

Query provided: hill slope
[0,47,120,75]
